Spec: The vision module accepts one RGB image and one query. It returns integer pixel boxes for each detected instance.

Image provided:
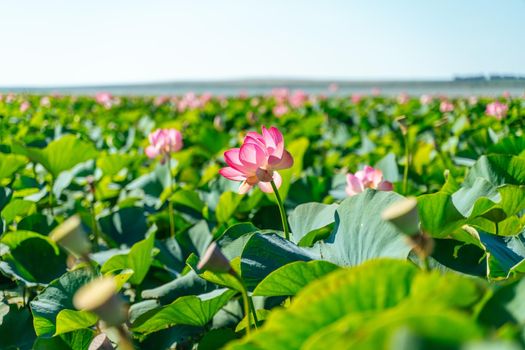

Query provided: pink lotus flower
[439,100,454,113]
[20,101,30,112]
[273,104,289,117]
[145,128,183,163]
[346,166,393,196]
[351,94,362,104]
[271,88,290,104]
[486,101,508,120]
[219,126,294,194]
[289,90,308,108]
[40,96,51,107]
[397,93,409,105]
[420,94,433,105]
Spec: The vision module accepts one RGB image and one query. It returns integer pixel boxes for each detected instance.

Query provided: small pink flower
[351,94,362,104]
[154,96,170,106]
[346,166,393,196]
[397,93,409,105]
[439,100,454,113]
[502,91,511,99]
[40,96,51,107]
[145,128,183,163]
[328,83,339,93]
[486,101,508,120]
[273,104,289,117]
[271,88,290,104]
[238,90,249,99]
[95,92,117,109]
[219,126,294,194]
[20,101,30,112]
[6,93,15,104]
[420,94,433,105]
[289,90,308,108]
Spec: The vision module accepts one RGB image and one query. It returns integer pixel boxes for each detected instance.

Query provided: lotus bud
[89,333,114,350]
[197,242,232,273]
[73,277,128,327]
[382,197,420,236]
[50,215,92,257]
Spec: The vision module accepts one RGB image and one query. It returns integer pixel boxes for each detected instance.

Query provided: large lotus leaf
[228,259,485,350]
[320,190,412,266]
[98,206,149,246]
[1,199,37,224]
[227,259,418,350]
[0,230,67,284]
[253,260,340,297]
[418,192,466,238]
[101,232,155,285]
[30,268,94,336]
[141,270,217,305]
[240,232,315,289]
[13,135,98,178]
[0,153,27,179]
[96,152,136,177]
[0,304,37,350]
[288,202,338,245]
[464,155,525,188]
[33,329,95,350]
[302,305,483,350]
[479,276,525,328]
[54,310,98,336]
[131,289,236,335]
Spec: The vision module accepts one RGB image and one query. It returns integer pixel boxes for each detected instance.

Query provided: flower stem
[402,133,410,195]
[248,294,259,329]
[167,157,175,239]
[231,272,258,331]
[270,180,290,240]
[240,288,251,335]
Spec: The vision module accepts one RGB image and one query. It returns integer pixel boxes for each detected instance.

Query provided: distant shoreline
[1,79,524,96]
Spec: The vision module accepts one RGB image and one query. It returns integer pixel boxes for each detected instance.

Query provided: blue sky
[1,0,524,86]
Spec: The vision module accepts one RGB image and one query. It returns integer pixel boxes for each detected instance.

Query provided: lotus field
[2,90,525,350]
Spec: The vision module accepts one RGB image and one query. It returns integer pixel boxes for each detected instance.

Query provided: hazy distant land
[2,78,525,96]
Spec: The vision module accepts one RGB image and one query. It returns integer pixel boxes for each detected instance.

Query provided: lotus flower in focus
[486,101,508,120]
[219,126,294,194]
[346,166,393,196]
[145,128,183,163]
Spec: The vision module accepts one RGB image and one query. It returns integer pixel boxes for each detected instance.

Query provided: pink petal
[377,181,393,191]
[224,148,251,174]
[346,174,364,196]
[219,167,246,181]
[145,145,159,159]
[264,126,284,158]
[269,150,294,170]
[238,181,253,194]
[239,143,268,171]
